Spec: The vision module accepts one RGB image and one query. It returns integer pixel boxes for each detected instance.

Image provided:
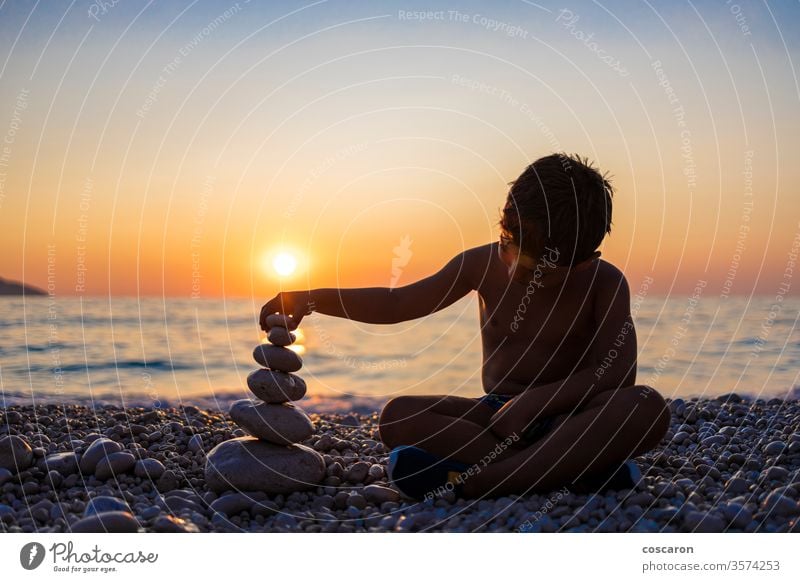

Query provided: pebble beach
[1,395,800,533]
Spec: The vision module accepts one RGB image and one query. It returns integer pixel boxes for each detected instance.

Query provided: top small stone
[265,313,298,331]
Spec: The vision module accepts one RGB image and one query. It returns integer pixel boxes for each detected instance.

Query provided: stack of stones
[205,314,325,495]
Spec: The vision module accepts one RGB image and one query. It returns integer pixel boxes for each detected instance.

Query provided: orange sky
[1,1,798,298]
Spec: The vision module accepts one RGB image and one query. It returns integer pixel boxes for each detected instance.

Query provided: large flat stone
[204,437,325,494]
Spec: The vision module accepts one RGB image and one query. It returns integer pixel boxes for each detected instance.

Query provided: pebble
[672,431,690,443]
[229,400,314,445]
[140,506,162,520]
[701,435,726,447]
[205,437,325,494]
[363,484,401,504]
[682,511,726,533]
[71,511,140,533]
[368,464,384,480]
[763,441,786,456]
[134,458,166,480]
[0,503,16,523]
[79,438,123,474]
[1,396,797,533]
[252,344,302,373]
[84,496,130,517]
[94,452,137,480]
[153,515,197,533]
[246,369,307,403]
[0,435,33,472]
[762,466,790,482]
[210,492,277,517]
[345,461,370,483]
[725,477,749,494]
[41,452,78,475]
[188,435,204,453]
[761,490,799,516]
[156,470,181,493]
[164,496,205,515]
[346,493,367,510]
[267,327,296,347]
[721,502,753,529]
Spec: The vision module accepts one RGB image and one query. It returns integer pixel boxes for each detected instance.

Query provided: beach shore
[1,396,799,533]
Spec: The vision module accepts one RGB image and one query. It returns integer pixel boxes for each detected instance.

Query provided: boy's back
[470,242,632,396]
[259,152,667,499]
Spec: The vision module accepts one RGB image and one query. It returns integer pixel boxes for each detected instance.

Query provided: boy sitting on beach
[259,153,670,500]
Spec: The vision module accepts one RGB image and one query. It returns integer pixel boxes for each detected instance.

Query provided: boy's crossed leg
[378,386,669,498]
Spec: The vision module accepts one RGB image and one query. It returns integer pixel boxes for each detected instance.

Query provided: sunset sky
[1,0,798,298]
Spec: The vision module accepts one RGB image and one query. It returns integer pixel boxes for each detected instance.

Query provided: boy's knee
[378,396,414,446]
[628,385,670,446]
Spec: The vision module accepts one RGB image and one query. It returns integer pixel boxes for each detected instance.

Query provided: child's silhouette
[260,153,669,499]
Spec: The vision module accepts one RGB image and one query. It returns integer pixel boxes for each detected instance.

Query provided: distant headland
[0,277,46,295]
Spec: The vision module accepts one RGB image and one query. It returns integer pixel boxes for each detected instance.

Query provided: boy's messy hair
[498,152,613,266]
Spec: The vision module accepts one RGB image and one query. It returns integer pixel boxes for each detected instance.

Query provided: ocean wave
[22,359,198,373]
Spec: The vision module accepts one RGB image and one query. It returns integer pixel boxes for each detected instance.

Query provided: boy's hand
[488,394,532,439]
[488,390,552,440]
[259,290,313,332]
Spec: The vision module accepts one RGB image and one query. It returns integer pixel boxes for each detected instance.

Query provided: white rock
[246,369,306,403]
[252,344,302,372]
[229,399,313,445]
[204,437,325,494]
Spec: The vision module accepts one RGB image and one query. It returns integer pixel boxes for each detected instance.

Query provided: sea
[0,294,798,413]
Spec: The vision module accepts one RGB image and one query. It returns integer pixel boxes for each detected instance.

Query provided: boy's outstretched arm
[259,247,481,330]
[489,264,638,438]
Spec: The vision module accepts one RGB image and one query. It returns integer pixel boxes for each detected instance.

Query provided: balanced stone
[229,399,313,445]
[253,344,302,372]
[265,313,298,331]
[205,437,325,494]
[246,369,306,403]
[268,326,296,346]
[0,435,33,472]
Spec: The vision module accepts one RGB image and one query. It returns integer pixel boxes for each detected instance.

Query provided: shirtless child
[259,153,670,500]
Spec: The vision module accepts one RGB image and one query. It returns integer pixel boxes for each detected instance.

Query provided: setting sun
[272,252,298,277]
